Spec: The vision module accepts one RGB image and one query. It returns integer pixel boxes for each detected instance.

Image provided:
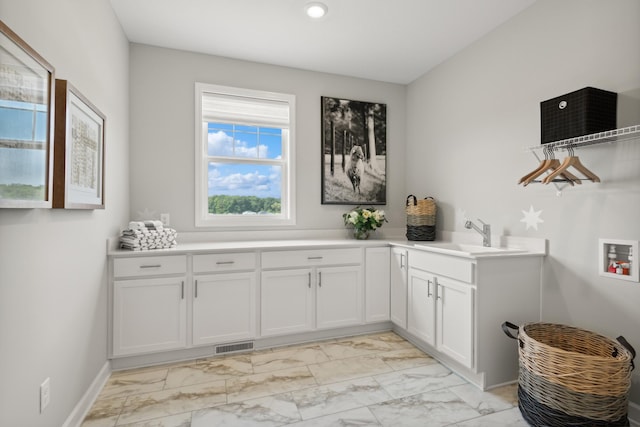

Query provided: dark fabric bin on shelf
[540,86,617,143]
[502,321,636,427]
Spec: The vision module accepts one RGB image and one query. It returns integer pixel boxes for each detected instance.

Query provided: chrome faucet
[465,219,491,247]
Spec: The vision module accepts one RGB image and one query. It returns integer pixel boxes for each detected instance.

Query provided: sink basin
[415,242,525,255]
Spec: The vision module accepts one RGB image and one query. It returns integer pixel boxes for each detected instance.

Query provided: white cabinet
[365,247,391,323]
[192,252,257,346]
[261,269,314,336]
[435,275,474,368]
[390,247,408,328]
[407,251,474,368]
[407,267,436,345]
[192,272,256,346]
[317,265,363,329]
[404,248,543,388]
[260,248,363,337]
[112,255,188,357]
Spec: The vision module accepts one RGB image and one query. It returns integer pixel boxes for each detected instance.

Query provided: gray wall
[406,0,640,404]
[1,0,638,424]
[0,1,129,426]
[129,44,407,237]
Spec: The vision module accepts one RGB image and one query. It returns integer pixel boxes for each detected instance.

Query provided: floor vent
[215,341,254,354]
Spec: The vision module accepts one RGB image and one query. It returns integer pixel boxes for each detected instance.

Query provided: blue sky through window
[207,123,283,199]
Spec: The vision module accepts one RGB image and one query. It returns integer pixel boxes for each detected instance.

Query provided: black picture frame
[321,96,387,205]
[0,20,55,208]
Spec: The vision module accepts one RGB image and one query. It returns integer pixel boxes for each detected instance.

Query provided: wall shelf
[527,124,640,152]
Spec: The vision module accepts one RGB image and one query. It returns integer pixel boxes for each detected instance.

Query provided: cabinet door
[261,269,314,337]
[113,277,186,356]
[316,265,363,329]
[407,268,435,345]
[365,247,390,323]
[390,247,408,328]
[193,272,256,346]
[436,276,474,368]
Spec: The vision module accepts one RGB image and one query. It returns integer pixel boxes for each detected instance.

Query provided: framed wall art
[53,79,105,209]
[321,96,387,205]
[0,20,55,208]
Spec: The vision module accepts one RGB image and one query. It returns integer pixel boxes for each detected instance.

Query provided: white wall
[129,44,407,238]
[406,0,640,405]
[0,1,129,426]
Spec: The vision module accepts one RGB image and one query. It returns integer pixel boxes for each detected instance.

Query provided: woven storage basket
[503,321,636,427]
[406,195,436,241]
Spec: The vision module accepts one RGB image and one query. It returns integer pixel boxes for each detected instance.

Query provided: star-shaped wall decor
[520,205,544,230]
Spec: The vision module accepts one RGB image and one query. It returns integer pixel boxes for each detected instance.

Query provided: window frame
[194,83,296,228]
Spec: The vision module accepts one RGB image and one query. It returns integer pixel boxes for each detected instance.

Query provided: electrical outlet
[160,213,170,226]
[40,377,50,413]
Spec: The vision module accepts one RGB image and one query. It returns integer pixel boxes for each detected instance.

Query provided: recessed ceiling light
[305,2,328,19]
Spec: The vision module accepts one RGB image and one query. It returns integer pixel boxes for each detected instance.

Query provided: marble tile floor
[81,332,529,427]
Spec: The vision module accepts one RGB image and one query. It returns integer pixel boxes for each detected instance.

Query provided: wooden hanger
[519,147,580,186]
[542,146,600,184]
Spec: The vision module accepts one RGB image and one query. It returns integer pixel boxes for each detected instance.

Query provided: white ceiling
[109,0,536,84]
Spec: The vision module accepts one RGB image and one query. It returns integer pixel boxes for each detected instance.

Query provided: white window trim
[194,83,296,228]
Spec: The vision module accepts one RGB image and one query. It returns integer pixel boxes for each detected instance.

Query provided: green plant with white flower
[343,206,387,232]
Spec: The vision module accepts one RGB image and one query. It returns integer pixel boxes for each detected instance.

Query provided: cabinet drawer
[193,252,256,273]
[409,250,474,283]
[113,255,187,278]
[262,248,362,269]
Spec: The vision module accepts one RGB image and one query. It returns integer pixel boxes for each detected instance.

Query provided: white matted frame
[53,79,105,209]
[0,20,55,208]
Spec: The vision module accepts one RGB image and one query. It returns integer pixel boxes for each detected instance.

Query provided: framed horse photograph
[320,96,387,205]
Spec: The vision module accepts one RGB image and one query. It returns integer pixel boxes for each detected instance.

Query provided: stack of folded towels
[119,220,178,251]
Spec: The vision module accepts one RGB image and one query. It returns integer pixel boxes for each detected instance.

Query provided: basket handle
[501,321,519,340]
[616,336,636,370]
[406,195,417,206]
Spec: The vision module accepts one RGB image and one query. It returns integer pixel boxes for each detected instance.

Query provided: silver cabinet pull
[195,280,198,298]
[216,261,235,265]
[140,264,161,269]
[400,253,405,269]
[308,272,311,288]
[307,256,323,260]
[427,280,432,297]
[318,272,322,287]
[181,281,184,299]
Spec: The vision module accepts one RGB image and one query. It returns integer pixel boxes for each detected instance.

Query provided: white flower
[362,210,372,219]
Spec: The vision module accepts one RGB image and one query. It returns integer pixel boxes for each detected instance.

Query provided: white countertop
[108,234,546,259]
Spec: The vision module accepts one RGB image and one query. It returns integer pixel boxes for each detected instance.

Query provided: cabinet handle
[181,281,184,299]
[195,280,198,298]
[318,272,322,287]
[427,280,432,297]
[308,256,323,260]
[216,261,235,265]
[400,253,405,269]
[437,285,443,301]
[140,264,161,269]
[308,272,311,288]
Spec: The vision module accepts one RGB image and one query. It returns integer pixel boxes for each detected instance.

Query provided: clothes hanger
[543,146,600,184]
[518,146,553,184]
[520,146,580,186]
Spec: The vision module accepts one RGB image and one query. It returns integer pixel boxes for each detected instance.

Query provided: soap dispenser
[608,245,617,273]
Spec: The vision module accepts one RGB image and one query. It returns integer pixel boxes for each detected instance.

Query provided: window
[195,83,295,227]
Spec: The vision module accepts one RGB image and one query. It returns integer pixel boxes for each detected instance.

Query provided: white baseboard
[62,361,111,427]
[629,401,640,427]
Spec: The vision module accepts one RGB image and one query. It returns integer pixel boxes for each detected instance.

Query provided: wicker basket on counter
[502,321,636,427]
[405,195,436,241]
